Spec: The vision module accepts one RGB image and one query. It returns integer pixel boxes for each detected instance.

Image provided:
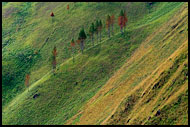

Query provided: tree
[50,12,54,25]
[78,28,87,54]
[110,14,115,35]
[98,20,103,42]
[52,46,57,75]
[25,74,30,92]
[70,38,75,63]
[123,10,128,33]
[118,10,128,35]
[106,15,111,38]
[67,4,69,13]
[95,20,99,43]
[118,10,124,34]
[89,23,95,46]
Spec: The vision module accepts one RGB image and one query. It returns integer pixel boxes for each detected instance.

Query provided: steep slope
[2,2,188,125]
[2,2,152,107]
[107,41,188,125]
[65,3,188,125]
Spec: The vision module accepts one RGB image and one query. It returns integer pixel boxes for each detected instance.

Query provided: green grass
[2,2,187,125]
[2,1,153,108]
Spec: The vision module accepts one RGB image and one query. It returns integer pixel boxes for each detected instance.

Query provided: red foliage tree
[67,4,69,10]
[50,12,54,24]
[70,39,75,63]
[50,12,54,17]
[67,4,69,13]
[25,74,30,92]
[123,10,128,32]
[110,14,115,35]
[118,10,128,35]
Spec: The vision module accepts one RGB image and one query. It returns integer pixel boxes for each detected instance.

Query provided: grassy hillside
[66,3,188,125]
[2,2,188,125]
[2,2,151,107]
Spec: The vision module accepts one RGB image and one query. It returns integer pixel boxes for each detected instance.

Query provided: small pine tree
[95,20,99,43]
[106,15,111,38]
[98,20,103,42]
[89,23,95,46]
[78,28,87,54]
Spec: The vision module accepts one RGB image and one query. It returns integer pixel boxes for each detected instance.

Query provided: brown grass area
[127,42,188,124]
[105,39,188,125]
[65,3,188,125]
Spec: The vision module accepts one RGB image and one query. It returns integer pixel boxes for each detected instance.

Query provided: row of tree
[24,9,128,91]
[89,19,103,46]
[52,9,128,75]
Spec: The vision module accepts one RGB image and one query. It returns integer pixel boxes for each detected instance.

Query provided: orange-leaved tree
[118,10,128,35]
[123,10,128,33]
[67,4,69,13]
[110,14,115,35]
[70,38,76,62]
[25,74,30,92]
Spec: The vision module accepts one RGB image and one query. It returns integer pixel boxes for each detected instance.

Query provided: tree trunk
[108,27,110,38]
[124,26,125,34]
[53,61,56,75]
[72,48,75,63]
[112,24,114,35]
[92,34,94,46]
[100,31,101,42]
[120,26,123,35]
[97,32,98,43]
[91,34,94,46]
[80,40,84,54]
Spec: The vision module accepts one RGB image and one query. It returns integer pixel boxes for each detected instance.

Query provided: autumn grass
[68,3,188,125]
[2,2,187,125]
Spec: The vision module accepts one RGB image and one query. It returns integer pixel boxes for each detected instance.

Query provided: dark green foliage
[99,20,102,28]
[89,23,95,35]
[99,20,103,41]
[78,28,87,53]
[107,14,111,22]
[71,38,74,43]
[2,47,40,106]
[95,20,99,32]
[89,23,95,45]
[119,10,124,17]
[78,28,87,40]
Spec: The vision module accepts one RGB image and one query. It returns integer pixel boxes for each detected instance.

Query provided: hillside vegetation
[2,2,188,125]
